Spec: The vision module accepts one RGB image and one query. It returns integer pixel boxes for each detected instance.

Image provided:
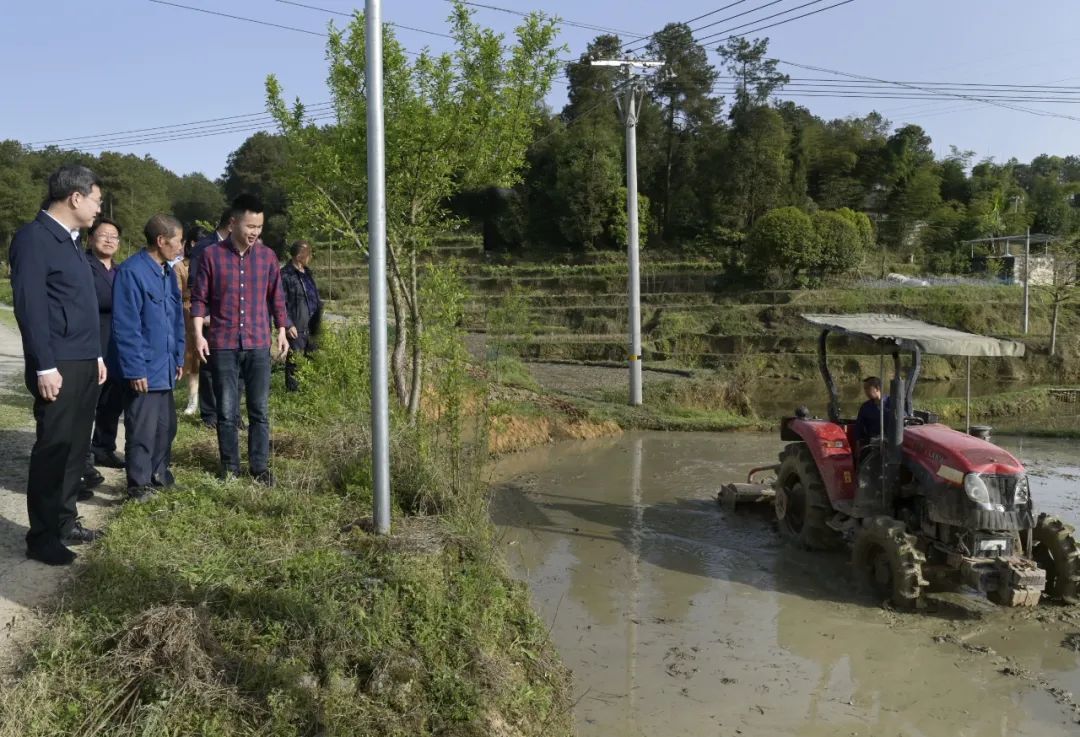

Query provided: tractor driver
[854,376,883,447]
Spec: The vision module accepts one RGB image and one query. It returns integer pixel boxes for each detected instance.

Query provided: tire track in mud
[931,608,1080,727]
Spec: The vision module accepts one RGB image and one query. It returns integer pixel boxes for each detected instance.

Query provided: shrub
[746,206,820,287]
[812,210,865,278]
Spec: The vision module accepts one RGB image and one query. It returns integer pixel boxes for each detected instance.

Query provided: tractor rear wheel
[1032,514,1080,604]
[852,516,927,610]
[775,443,841,551]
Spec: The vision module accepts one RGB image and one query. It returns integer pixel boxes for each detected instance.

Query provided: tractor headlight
[964,473,992,510]
[1014,475,1030,506]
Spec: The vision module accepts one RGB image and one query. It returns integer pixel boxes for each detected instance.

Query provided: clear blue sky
[4,0,1080,179]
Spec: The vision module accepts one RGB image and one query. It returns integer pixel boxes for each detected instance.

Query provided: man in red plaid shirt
[190,194,290,485]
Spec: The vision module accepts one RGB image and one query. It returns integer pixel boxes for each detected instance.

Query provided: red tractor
[722,314,1080,609]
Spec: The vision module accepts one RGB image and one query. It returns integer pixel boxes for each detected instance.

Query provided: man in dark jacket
[280,240,323,392]
[109,214,186,502]
[9,165,108,565]
[84,217,126,481]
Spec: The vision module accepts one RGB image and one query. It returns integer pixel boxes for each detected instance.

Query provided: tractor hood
[903,424,1024,481]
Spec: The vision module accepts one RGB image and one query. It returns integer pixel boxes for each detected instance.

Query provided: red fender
[784,418,857,505]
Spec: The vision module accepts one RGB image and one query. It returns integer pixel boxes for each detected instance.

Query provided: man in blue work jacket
[110,214,186,503]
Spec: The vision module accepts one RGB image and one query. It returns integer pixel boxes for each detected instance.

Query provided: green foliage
[268,1,562,418]
[169,173,225,230]
[811,210,865,277]
[0,305,572,736]
[0,138,227,252]
[221,131,289,250]
[746,206,819,286]
[835,207,875,249]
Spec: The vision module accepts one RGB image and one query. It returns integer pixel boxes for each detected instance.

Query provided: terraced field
[315,240,1080,384]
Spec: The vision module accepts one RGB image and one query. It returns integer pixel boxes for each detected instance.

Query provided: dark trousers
[197,325,216,423]
[210,349,271,475]
[89,377,124,456]
[123,388,177,489]
[285,333,314,392]
[198,359,217,423]
[199,326,243,424]
[26,359,99,547]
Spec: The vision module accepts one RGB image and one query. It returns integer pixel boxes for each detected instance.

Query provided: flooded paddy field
[492,431,1080,737]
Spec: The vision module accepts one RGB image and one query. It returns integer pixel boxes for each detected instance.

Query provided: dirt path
[0,317,124,664]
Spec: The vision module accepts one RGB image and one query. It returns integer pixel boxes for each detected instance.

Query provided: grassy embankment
[0,327,573,737]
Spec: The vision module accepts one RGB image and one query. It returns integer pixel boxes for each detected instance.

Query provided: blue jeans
[209,349,271,475]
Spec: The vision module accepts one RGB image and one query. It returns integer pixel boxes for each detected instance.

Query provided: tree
[94,151,173,258]
[721,105,790,228]
[812,210,864,277]
[716,37,789,115]
[1035,240,1080,356]
[221,132,288,250]
[267,1,561,419]
[553,121,625,249]
[746,206,818,286]
[645,23,720,240]
[169,173,225,229]
[0,140,40,248]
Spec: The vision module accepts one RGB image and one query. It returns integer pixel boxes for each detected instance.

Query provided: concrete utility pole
[366,0,391,535]
[591,59,662,406]
[1023,227,1031,335]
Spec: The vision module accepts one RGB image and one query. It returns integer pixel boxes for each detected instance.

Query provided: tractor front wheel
[852,516,928,610]
[1032,514,1080,604]
[775,443,841,551]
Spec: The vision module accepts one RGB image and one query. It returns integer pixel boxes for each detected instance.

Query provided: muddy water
[492,432,1080,737]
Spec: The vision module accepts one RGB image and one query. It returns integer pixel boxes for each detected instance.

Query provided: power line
[622,0,789,54]
[276,0,456,40]
[455,0,647,39]
[148,0,327,36]
[704,0,859,44]
[696,0,836,44]
[775,58,1080,124]
[724,89,1080,104]
[683,1,757,26]
[29,103,334,147]
[747,77,1080,92]
[73,114,340,152]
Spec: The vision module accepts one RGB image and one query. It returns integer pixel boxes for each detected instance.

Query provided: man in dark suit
[85,217,126,471]
[188,208,230,428]
[9,165,108,565]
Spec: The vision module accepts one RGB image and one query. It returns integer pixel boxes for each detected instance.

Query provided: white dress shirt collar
[41,210,80,244]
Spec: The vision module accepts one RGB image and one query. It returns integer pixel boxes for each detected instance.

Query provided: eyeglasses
[78,193,103,207]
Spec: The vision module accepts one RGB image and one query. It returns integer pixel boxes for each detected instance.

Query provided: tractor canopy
[801,314,1026,357]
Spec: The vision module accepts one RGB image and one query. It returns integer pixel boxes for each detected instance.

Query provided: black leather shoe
[76,484,94,502]
[93,450,126,469]
[127,486,158,504]
[251,469,276,487]
[82,468,105,489]
[61,521,102,546]
[26,539,76,566]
